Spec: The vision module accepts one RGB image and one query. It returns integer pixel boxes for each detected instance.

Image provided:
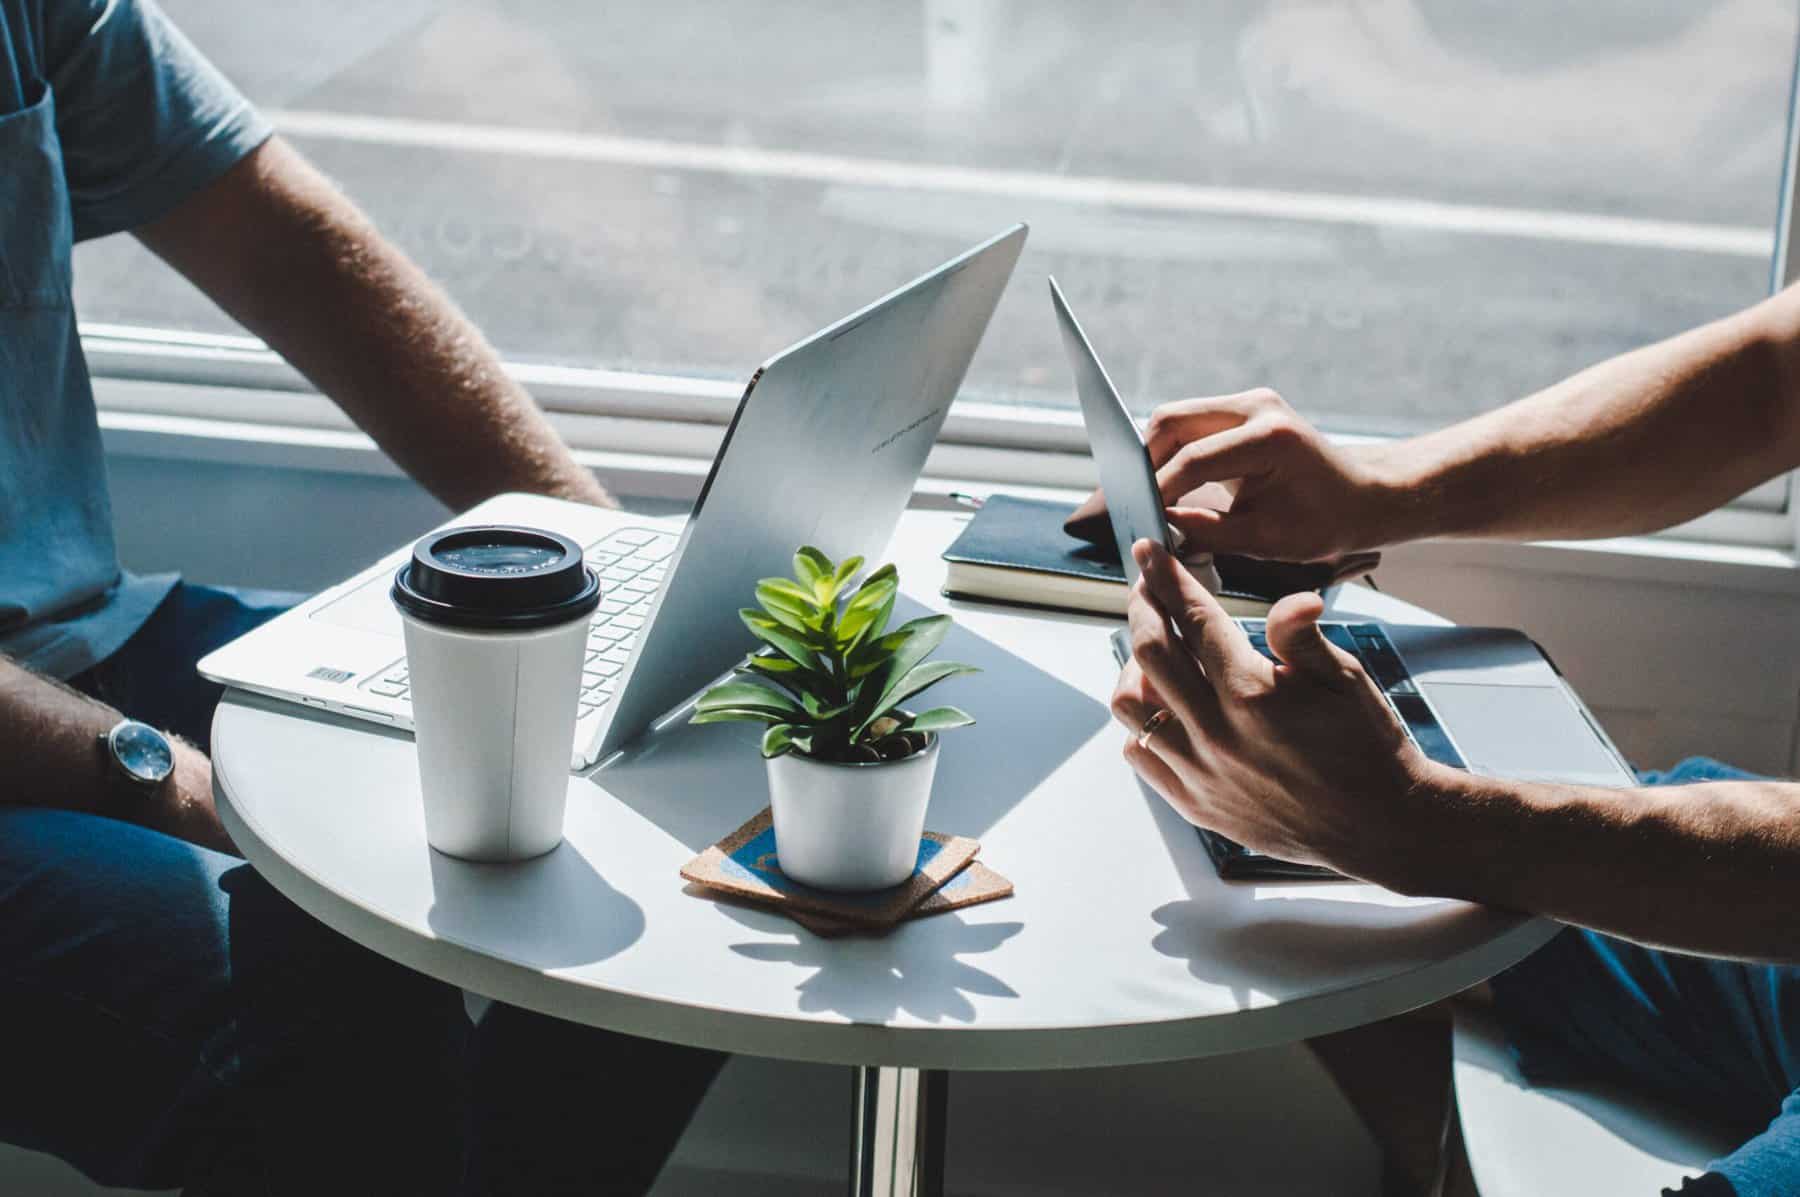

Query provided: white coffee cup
[391,525,599,861]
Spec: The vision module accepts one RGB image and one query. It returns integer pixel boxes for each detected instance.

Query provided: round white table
[212,509,1555,1196]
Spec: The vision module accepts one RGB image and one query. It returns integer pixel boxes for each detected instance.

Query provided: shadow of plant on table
[717,902,1025,1024]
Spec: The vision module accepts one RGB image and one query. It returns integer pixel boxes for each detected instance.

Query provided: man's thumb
[1265,592,1346,686]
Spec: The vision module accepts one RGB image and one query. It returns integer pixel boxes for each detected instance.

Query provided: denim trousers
[0,582,724,1194]
[1490,757,1800,1197]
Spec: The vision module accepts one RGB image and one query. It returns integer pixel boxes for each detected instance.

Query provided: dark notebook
[941,494,1372,618]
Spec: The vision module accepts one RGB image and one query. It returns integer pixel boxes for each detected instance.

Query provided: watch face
[112,722,174,785]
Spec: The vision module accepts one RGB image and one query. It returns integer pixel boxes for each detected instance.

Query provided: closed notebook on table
[940,494,1376,618]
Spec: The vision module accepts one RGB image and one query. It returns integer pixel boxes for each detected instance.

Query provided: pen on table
[947,491,985,511]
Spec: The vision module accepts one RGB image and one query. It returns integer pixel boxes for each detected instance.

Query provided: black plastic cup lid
[391,525,600,630]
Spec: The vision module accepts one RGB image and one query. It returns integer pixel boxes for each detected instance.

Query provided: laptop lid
[1049,277,1172,588]
[585,224,1029,764]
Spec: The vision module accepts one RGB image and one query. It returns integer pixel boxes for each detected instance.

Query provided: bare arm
[134,138,612,512]
[1361,287,1800,543]
[0,657,232,853]
[1409,766,1800,963]
[1070,287,1800,560]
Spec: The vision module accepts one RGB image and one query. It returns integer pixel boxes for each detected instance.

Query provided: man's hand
[1069,388,1397,562]
[1110,538,1441,882]
[1108,540,1800,958]
[153,740,237,856]
[1083,282,1800,553]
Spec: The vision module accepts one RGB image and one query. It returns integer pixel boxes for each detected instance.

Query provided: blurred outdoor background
[76,0,1798,433]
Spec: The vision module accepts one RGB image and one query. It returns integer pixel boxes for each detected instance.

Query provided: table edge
[214,698,1558,1070]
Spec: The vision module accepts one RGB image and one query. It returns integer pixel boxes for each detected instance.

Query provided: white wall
[106,453,450,594]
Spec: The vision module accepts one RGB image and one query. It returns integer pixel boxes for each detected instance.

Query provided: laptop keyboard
[360,527,679,719]
[1239,619,1466,770]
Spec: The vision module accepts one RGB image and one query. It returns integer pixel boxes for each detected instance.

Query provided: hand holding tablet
[1048,278,1223,595]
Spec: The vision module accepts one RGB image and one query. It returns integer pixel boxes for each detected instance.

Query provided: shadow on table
[1133,775,1506,1008]
[424,839,645,969]
[1147,893,1489,1009]
[593,596,1110,852]
[713,903,1025,1024]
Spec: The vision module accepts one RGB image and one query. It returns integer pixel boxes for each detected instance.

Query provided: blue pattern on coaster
[718,824,944,910]
[934,866,974,896]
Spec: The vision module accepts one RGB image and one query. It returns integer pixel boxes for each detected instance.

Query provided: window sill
[97,403,1800,598]
[1381,535,1800,598]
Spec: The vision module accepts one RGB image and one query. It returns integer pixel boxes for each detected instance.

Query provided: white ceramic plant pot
[765,735,940,892]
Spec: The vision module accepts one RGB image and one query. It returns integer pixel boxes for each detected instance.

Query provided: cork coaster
[683,860,1015,938]
[786,861,1015,938]
[679,807,979,929]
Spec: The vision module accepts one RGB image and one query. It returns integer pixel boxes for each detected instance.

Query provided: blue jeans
[2,582,724,1194]
[1490,757,1799,1197]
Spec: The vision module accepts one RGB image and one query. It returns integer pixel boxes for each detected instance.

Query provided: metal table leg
[850,1066,947,1197]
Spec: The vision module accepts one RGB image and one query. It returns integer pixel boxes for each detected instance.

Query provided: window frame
[82,312,1796,550]
[82,19,1800,555]
[1773,14,1800,554]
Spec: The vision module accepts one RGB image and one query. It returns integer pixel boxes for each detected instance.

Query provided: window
[79,2,1799,527]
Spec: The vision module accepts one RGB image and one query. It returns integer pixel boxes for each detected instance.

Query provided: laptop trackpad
[310,573,403,637]
[1420,682,1633,786]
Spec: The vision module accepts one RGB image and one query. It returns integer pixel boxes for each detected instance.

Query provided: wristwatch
[98,719,176,791]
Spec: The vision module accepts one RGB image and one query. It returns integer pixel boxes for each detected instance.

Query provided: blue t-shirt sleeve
[39,0,272,240]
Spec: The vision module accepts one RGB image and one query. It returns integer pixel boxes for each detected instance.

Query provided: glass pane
[74,1,1794,435]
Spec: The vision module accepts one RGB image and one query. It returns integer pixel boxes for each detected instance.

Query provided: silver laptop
[1049,278,1635,875]
[200,224,1029,768]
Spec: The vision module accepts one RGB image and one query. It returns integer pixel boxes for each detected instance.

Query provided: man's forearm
[1352,288,1800,545]
[137,138,612,512]
[0,659,229,851]
[1394,764,1800,963]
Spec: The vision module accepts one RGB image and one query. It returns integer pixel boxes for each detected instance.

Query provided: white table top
[213,509,1554,1071]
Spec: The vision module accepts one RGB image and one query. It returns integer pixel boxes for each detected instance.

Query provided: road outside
[74,0,1796,433]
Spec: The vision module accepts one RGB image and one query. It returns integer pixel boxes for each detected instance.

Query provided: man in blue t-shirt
[0,1,719,1191]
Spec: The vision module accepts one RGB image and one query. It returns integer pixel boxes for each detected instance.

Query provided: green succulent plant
[691,546,977,762]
